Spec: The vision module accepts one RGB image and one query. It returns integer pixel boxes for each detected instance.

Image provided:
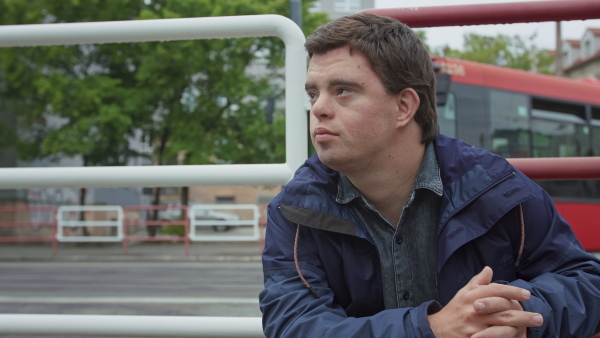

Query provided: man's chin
[317,153,346,172]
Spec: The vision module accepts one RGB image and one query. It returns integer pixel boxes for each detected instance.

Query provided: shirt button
[403,291,410,300]
[395,236,403,244]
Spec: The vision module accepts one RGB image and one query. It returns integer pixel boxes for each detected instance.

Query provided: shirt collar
[336,142,443,204]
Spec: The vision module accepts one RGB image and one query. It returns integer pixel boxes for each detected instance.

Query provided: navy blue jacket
[259,134,600,337]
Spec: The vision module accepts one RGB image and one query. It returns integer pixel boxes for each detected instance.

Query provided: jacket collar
[278,134,530,240]
[336,142,443,206]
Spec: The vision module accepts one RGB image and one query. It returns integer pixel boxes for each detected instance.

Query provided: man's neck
[344,141,426,226]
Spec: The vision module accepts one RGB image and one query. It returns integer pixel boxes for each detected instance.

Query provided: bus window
[592,106,600,156]
[489,90,530,158]
[452,83,488,149]
[530,99,589,157]
[437,92,456,138]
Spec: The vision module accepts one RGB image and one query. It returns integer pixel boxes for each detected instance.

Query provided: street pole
[290,0,302,29]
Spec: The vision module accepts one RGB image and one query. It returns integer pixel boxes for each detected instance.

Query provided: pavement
[2,240,598,263]
[0,240,264,262]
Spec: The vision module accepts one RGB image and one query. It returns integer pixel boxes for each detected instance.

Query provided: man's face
[305,46,401,174]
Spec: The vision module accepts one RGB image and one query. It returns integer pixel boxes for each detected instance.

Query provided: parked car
[192,208,241,232]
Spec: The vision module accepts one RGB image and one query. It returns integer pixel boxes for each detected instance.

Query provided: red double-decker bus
[433,56,600,251]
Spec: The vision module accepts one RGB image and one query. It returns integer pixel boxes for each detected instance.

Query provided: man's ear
[395,88,420,127]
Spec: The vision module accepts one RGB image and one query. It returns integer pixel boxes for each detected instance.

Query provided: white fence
[57,205,124,242]
[0,14,306,337]
[0,314,264,337]
[0,14,307,189]
[189,204,260,241]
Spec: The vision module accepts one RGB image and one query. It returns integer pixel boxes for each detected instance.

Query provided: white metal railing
[189,204,260,241]
[0,314,264,337]
[0,14,305,337]
[0,14,307,189]
[57,205,124,242]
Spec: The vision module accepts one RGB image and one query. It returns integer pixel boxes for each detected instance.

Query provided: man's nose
[311,95,333,119]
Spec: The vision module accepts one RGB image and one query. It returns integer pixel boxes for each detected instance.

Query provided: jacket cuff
[416,300,442,338]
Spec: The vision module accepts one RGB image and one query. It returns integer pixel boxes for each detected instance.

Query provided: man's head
[305,12,438,144]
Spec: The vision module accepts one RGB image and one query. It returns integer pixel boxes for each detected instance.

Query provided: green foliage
[0,0,328,167]
[436,33,555,74]
[160,225,185,236]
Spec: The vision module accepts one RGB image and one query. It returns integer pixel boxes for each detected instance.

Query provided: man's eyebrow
[305,83,317,91]
[330,79,362,88]
[304,79,363,91]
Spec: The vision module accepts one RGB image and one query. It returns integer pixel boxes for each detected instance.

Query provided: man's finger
[469,283,532,302]
[468,266,493,290]
[470,325,521,338]
[484,310,544,328]
[473,297,522,314]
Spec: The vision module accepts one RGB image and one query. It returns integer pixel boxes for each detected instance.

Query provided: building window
[215,196,235,204]
[335,0,361,13]
[585,40,592,58]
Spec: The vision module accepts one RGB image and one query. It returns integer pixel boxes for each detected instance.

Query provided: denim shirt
[337,143,443,309]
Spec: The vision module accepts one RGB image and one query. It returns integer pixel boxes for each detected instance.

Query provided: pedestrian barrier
[1,3,600,338]
[123,204,190,255]
[0,14,308,190]
[189,204,260,242]
[0,205,58,254]
[56,205,124,242]
[0,314,264,337]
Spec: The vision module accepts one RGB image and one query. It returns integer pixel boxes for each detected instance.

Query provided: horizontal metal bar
[192,220,256,226]
[0,314,264,337]
[0,163,296,188]
[0,238,55,243]
[58,221,120,227]
[0,15,297,47]
[365,0,600,28]
[189,235,260,242]
[508,157,600,180]
[0,222,54,227]
[57,236,122,242]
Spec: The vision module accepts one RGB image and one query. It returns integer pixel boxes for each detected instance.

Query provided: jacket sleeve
[509,184,600,337]
[259,201,441,338]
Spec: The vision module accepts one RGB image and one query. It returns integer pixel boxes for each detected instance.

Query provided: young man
[259,12,600,337]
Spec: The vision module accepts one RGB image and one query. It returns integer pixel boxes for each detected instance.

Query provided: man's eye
[337,88,350,95]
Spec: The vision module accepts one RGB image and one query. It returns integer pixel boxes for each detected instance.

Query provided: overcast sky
[373,0,600,51]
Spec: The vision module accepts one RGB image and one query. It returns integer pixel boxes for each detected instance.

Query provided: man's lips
[313,127,337,142]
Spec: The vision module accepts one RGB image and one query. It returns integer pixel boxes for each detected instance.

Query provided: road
[0,261,263,317]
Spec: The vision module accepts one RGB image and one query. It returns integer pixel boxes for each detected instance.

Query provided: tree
[0,0,328,233]
[436,33,555,74]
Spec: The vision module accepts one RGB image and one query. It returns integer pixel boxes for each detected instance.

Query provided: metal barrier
[189,204,260,242]
[56,205,124,242]
[0,14,307,190]
[1,2,600,337]
[0,205,58,254]
[123,204,190,255]
[0,14,304,337]
[0,314,264,337]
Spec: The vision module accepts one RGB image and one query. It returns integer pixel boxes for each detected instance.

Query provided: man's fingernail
[533,315,543,325]
[474,301,485,312]
[522,289,531,298]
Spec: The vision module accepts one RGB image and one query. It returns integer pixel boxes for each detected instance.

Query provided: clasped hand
[428,266,543,338]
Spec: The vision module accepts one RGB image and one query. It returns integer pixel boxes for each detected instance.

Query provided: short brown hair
[305,12,438,144]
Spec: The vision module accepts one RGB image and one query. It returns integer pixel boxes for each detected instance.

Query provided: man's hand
[428,266,543,338]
